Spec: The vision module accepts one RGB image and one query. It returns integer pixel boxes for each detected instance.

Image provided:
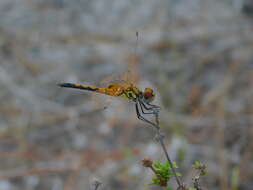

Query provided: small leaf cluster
[142,158,181,188]
[192,161,208,176]
[151,161,181,187]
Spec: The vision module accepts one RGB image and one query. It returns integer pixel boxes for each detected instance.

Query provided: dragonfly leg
[135,102,158,128]
[146,102,161,110]
[139,100,160,114]
[138,100,157,115]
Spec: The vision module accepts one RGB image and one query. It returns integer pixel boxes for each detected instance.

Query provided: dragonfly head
[143,88,155,103]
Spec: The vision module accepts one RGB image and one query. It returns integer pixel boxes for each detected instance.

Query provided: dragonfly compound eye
[143,88,155,102]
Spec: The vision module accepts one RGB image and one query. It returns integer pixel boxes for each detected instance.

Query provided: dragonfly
[59,32,160,127]
[58,82,160,127]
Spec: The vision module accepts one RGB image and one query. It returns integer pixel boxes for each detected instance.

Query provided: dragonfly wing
[125,55,140,85]
[90,92,113,110]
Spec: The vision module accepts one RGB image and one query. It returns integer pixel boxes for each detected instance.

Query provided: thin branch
[154,112,182,188]
[92,179,102,190]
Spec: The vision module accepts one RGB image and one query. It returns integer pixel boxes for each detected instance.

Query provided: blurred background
[0,0,253,189]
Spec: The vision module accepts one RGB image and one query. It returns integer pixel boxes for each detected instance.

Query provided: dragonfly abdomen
[58,83,142,101]
[58,83,99,92]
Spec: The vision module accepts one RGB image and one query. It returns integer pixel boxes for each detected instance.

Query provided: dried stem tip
[142,158,153,168]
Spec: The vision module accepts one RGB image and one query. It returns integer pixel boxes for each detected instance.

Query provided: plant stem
[158,131,181,187]
[154,112,182,188]
[92,180,102,190]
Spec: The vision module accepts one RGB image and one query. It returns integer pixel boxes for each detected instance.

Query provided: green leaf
[192,161,202,169]
[188,188,197,190]
[173,162,179,168]
[200,170,208,175]
[148,161,181,188]
[176,172,182,177]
